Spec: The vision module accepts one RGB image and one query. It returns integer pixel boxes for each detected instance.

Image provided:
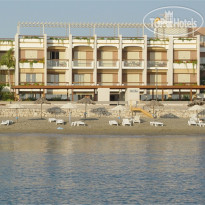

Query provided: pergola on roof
[17,22,152,36]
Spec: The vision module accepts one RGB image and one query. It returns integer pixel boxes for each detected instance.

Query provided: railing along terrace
[47,82,69,86]
[0,38,14,41]
[173,83,198,86]
[122,37,144,40]
[147,82,168,86]
[0,82,15,85]
[47,59,68,67]
[73,59,93,67]
[122,82,144,85]
[98,60,118,67]
[19,82,44,86]
[73,36,94,40]
[97,36,119,40]
[72,82,94,85]
[97,82,119,86]
[148,61,168,67]
[123,59,143,67]
[19,35,44,39]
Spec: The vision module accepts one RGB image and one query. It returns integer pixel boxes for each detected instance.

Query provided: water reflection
[0,135,205,204]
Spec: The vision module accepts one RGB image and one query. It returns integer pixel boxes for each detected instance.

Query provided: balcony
[97,60,119,69]
[122,60,144,69]
[147,61,168,69]
[173,60,197,69]
[72,60,94,68]
[47,60,68,68]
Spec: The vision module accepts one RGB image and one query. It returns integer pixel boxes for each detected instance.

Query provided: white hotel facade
[0,22,205,101]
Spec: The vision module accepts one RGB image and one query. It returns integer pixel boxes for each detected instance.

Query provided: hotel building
[0,22,205,101]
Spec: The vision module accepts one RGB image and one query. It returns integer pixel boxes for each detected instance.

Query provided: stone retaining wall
[0,102,203,119]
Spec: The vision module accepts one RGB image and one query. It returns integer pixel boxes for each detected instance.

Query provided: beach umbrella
[188,99,205,107]
[91,107,111,118]
[77,97,95,118]
[35,97,51,119]
[61,103,77,124]
[47,106,66,118]
[188,105,205,116]
[145,100,164,117]
[111,105,126,119]
[8,104,24,122]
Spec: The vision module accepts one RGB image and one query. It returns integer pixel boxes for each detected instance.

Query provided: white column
[197,35,200,86]
[68,34,72,85]
[93,34,97,85]
[43,34,47,87]
[167,35,173,86]
[14,33,19,86]
[142,35,147,86]
[118,35,122,85]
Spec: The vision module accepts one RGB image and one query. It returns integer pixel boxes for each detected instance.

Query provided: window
[178,51,190,59]
[74,74,84,84]
[26,74,36,82]
[150,52,162,60]
[74,51,86,59]
[25,50,38,59]
[47,74,59,85]
[50,51,59,60]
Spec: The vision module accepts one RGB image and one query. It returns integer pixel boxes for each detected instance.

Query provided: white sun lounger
[1,120,14,126]
[188,118,198,126]
[197,122,205,127]
[150,121,164,127]
[122,119,132,126]
[56,119,64,125]
[48,118,56,123]
[133,115,141,124]
[71,121,86,126]
[109,120,118,126]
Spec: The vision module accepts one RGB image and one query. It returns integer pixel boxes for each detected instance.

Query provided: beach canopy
[61,103,77,109]
[35,97,51,119]
[91,107,111,118]
[145,100,164,118]
[47,106,65,118]
[111,105,126,118]
[61,103,77,123]
[188,105,205,112]
[77,97,95,118]
[188,99,204,107]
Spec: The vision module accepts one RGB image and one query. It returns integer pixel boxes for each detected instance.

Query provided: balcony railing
[123,60,143,67]
[97,82,119,86]
[72,82,94,85]
[148,61,168,67]
[122,82,144,85]
[47,60,68,67]
[47,82,69,86]
[73,60,94,68]
[97,60,119,68]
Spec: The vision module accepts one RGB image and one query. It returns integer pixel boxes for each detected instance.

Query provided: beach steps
[131,107,153,118]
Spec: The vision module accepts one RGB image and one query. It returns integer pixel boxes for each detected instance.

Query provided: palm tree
[0,48,15,88]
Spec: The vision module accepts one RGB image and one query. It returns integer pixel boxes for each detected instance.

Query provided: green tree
[0,48,15,89]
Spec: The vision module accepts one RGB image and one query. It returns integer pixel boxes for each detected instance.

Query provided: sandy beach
[0,116,204,136]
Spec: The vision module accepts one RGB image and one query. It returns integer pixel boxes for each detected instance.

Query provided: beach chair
[197,122,205,127]
[150,121,164,127]
[122,119,132,126]
[1,120,14,126]
[48,118,56,123]
[109,120,118,126]
[56,119,64,125]
[76,121,86,126]
[188,118,198,126]
[133,115,141,124]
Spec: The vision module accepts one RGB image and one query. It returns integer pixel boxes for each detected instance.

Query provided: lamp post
[155,67,158,101]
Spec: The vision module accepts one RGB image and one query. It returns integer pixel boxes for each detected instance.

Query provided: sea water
[0,134,205,204]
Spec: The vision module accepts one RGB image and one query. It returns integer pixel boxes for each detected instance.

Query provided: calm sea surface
[0,134,205,204]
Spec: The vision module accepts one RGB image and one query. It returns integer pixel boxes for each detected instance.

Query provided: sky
[0,0,205,38]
